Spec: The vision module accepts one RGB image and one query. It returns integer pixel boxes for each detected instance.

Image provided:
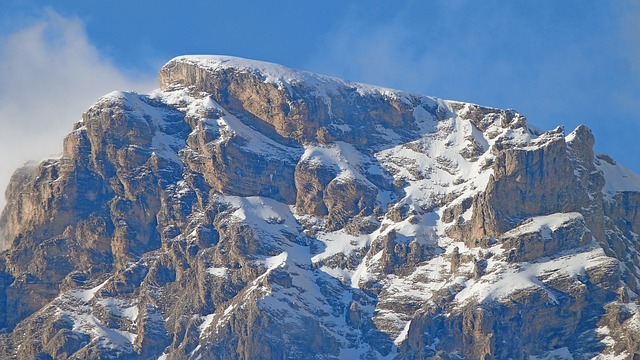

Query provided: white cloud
[0,11,156,215]
[308,16,438,94]
[306,4,499,102]
[309,2,640,174]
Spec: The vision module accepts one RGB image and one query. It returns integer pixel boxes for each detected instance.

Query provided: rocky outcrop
[0,55,639,359]
[294,158,336,216]
[158,56,421,145]
[453,125,605,242]
[499,213,591,263]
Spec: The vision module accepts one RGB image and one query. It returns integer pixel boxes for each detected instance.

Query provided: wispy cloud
[307,2,530,105]
[309,2,640,170]
[0,10,156,214]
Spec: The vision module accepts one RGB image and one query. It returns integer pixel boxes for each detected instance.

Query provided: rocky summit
[1,55,640,359]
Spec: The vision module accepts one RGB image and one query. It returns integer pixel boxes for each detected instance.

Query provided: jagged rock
[324,176,378,231]
[481,134,574,233]
[500,213,591,263]
[0,55,639,359]
[294,157,336,216]
[158,56,420,145]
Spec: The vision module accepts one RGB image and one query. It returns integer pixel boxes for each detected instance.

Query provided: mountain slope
[1,55,640,359]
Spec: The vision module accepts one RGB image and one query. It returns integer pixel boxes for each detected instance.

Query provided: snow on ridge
[93,90,139,106]
[168,55,425,101]
[171,55,330,85]
[70,279,110,302]
[301,141,377,188]
[454,246,610,305]
[596,153,640,196]
[265,252,288,269]
[502,212,583,238]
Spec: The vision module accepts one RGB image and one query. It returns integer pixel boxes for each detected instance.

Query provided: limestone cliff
[0,55,639,359]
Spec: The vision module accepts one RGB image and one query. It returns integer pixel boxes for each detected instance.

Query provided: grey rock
[0,55,638,360]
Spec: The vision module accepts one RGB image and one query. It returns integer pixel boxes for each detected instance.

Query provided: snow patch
[206,267,229,278]
[455,247,608,304]
[394,320,412,345]
[596,154,640,197]
[98,298,139,322]
[70,279,109,302]
[502,212,583,238]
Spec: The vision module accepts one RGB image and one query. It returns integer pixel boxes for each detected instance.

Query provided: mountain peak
[1,55,640,359]
[166,55,326,84]
[161,54,404,96]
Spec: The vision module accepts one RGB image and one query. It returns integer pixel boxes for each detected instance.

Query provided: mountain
[1,55,640,359]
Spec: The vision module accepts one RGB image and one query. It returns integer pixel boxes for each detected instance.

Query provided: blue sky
[0,0,638,196]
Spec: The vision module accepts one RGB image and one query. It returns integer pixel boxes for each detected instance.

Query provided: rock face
[1,55,640,359]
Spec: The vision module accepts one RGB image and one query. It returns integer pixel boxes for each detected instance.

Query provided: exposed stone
[0,55,637,360]
[500,215,591,263]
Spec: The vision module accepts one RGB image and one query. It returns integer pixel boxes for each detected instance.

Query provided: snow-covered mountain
[1,55,640,359]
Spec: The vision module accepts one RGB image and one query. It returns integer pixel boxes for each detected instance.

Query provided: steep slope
[0,55,639,359]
